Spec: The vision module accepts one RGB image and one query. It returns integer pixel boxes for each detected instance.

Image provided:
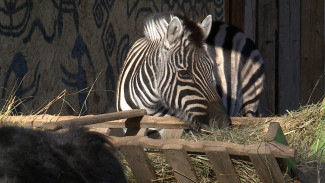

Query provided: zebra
[116,13,264,130]
[205,22,264,117]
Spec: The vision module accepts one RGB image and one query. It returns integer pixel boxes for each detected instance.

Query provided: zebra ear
[200,15,212,40]
[167,17,183,45]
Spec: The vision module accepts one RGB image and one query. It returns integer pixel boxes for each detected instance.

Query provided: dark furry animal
[0,126,127,183]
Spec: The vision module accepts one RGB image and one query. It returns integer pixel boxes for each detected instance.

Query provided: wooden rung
[162,129,184,139]
[3,113,279,130]
[119,142,156,183]
[248,148,286,183]
[136,128,147,136]
[266,122,297,176]
[205,147,240,183]
[162,144,199,183]
[266,122,288,143]
[111,136,296,159]
[42,109,147,130]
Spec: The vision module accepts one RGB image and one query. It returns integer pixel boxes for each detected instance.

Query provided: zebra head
[155,14,231,130]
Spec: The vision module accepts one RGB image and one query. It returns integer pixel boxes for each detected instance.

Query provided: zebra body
[206,22,264,116]
[116,14,264,130]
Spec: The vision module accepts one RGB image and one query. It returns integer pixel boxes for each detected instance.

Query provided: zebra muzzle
[206,101,231,129]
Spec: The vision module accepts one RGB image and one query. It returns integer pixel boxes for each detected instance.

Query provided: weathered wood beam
[110,136,295,159]
[1,112,278,129]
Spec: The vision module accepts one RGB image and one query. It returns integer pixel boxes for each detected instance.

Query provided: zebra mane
[143,14,205,46]
[143,14,170,40]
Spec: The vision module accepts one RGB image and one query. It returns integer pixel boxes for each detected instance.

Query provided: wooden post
[266,122,297,177]
[278,0,301,114]
[162,129,184,139]
[224,0,230,24]
[244,0,257,42]
[248,148,286,183]
[119,141,156,183]
[205,147,241,183]
[300,0,324,105]
[162,144,199,183]
[230,0,245,31]
[256,0,277,115]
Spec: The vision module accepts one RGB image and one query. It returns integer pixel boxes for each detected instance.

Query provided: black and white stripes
[206,22,264,116]
[116,14,264,130]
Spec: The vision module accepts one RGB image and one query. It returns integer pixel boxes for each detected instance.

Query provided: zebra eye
[178,70,191,78]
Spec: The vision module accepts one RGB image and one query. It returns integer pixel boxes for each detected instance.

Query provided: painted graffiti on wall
[0,0,224,115]
[1,52,40,113]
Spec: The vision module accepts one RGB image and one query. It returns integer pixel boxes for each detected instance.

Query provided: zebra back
[206,22,264,116]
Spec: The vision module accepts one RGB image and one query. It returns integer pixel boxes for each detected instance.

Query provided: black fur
[0,126,126,183]
[176,14,205,47]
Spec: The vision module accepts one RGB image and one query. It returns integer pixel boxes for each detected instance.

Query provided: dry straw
[0,90,324,182]
[119,102,324,182]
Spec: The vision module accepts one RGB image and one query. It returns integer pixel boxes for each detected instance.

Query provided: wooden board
[224,0,230,24]
[248,148,286,183]
[119,141,156,183]
[112,136,296,159]
[41,109,147,130]
[257,0,277,115]
[162,144,199,183]
[230,0,245,31]
[205,146,241,183]
[300,0,324,105]
[266,122,297,177]
[162,129,184,139]
[2,113,277,129]
[244,0,257,42]
[278,0,301,114]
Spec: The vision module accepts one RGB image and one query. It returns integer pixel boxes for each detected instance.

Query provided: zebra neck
[143,16,169,41]
[129,39,162,110]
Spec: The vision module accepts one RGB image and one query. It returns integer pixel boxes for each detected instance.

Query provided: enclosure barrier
[1,109,297,183]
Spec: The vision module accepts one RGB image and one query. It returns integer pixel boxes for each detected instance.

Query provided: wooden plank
[224,0,230,24]
[119,141,156,183]
[248,148,286,183]
[86,116,276,129]
[2,114,279,129]
[162,129,184,139]
[300,0,324,105]
[230,0,245,31]
[112,136,296,159]
[278,0,300,114]
[265,122,288,143]
[136,128,147,136]
[244,0,257,42]
[266,122,297,177]
[42,109,147,130]
[162,144,199,183]
[257,0,277,115]
[205,147,240,183]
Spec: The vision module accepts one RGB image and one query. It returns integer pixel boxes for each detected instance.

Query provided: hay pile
[1,94,324,182]
[120,102,324,182]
